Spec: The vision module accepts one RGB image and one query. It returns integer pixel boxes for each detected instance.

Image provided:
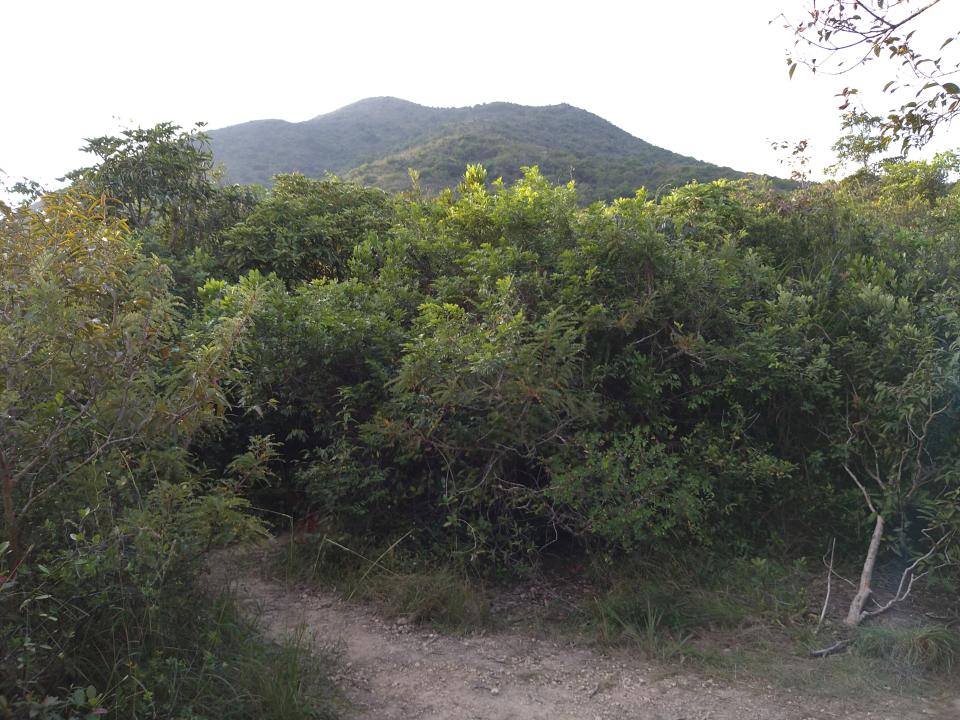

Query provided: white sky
[3,0,959,190]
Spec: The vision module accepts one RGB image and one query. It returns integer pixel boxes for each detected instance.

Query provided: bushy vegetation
[0,143,335,717]
[216,162,960,573]
[3,120,960,715]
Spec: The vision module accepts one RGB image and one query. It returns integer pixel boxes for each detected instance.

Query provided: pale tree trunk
[845,513,885,626]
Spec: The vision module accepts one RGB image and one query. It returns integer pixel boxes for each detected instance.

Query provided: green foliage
[0,588,340,720]
[0,190,306,717]
[372,300,597,559]
[68,123,216,248]
[9,127,960,710]
[200,161,960,584]
[198,270,408,524]
[217,174,394,283]
[829,111,890,175]
[875,152,960,208]
[65,122,264,300]
[549,429,713,547]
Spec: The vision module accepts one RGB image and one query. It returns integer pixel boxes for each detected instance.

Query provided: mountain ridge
[209,97,783,202]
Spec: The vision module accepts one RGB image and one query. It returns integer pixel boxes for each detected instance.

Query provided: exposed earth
[206,543,956,720]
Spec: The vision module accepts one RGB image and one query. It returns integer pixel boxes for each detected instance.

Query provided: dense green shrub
[0,191,292,716]
[217,174,395,283]
[205,163,960,582]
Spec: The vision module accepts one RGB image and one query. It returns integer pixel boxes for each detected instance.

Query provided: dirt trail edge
[206,544,954,720]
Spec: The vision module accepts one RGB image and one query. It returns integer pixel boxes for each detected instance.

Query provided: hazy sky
[3,0,959,189]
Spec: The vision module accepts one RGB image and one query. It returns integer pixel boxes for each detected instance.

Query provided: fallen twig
[810,639,850,658]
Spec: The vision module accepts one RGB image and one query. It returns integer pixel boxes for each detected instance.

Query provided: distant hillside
[210,97,782,202]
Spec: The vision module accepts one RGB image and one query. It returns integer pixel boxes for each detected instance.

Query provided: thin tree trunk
[845,513,885,626]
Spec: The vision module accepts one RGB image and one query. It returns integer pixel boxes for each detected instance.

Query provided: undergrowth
[590,557,811,652]
[180,593,343,720]
[854,624,960,677]
[280,532,490,633]
[278,529,959,699]
[1,589,341,720]
[360,570,490,631]
[587,555,959,694]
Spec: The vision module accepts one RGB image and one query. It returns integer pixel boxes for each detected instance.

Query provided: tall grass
[854,624,960,677]
[591,557,810,649]
[3,588,342,720]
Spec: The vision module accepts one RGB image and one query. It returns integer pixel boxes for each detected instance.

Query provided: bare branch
[784,0,959,148]
[844,463,878,515]
[859,531,955,620]
[816,537,837,634]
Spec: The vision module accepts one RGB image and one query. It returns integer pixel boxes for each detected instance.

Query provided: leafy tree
[371,297,598,560]
[67,123,221,251]
[64,122,268,300]
[217,174,395,284]
[876,150,960,206]
[829,110,890,175]
[841,346,960,625]
[784,0,960,150]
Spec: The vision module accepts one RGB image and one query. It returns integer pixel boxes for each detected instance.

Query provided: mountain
[209,97,780,203]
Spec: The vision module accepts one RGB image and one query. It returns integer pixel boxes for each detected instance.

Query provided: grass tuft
[590,557,810,651]
[100,591,344,720]
[281,532,490,633]
[359,570,490,632]
[854,624,960,677]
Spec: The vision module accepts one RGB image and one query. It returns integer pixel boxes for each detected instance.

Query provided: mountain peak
[313,96,427,120]
[210,97,776,202]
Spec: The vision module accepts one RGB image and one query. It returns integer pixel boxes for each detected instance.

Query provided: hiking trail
[206,543,954,720]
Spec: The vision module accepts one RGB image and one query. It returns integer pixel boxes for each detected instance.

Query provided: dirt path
[207,544,955,720]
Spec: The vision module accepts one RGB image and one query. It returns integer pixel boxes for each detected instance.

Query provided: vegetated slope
[209,97,780,202]
[210,98,448,185]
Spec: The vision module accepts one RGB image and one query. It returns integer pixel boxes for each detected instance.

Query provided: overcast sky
[3,0,959,190]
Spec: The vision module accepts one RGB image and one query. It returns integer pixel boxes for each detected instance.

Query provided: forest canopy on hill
[2,119,960,717]
[207,98,782,203]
